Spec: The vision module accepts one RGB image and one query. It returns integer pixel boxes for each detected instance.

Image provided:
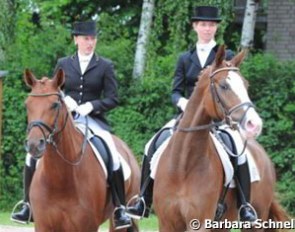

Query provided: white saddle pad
[211,125,260,187]
[76,123,131,181]
[150,126,260,188]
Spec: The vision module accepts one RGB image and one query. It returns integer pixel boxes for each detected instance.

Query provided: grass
[0,211,159,230]
[1,211,294,232]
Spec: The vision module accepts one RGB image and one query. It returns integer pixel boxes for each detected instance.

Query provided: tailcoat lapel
[189,49,202,68]
[84,54,100,74]
[70,54,82,75]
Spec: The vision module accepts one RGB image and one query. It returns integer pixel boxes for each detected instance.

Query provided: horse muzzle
[25,138,46,159]
[239,108,263,139]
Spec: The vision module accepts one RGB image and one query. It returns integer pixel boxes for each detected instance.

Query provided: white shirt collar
[196,40,217,52]
[78,52,93,62]
[196,40,216,68]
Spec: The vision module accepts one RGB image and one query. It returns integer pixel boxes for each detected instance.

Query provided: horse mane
[40,77,50,83]
[195,66,212,91]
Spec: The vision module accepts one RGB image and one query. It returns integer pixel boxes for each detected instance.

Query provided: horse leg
[158,219,186,232]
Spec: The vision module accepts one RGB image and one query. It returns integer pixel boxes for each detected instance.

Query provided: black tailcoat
[171,45,234,108]
[55,53,119,130]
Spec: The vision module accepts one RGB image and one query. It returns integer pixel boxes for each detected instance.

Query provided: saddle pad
[211,125,261,188]
[150,126,260,188]
[150,138,171,179]
[75,123,131,181]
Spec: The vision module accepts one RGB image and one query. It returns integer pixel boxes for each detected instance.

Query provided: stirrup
[126,194,147,220]
[112,205,132,230]
[10,200,32,224]
[238,203,258,224]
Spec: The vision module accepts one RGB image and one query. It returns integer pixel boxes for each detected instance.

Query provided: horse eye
[51,102,60,110]
[220,83,230,90]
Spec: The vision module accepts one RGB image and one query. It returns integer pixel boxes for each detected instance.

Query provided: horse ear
[52,69,65,89]
[24,69,37,88]
[231,49,247,67]
[212,45,226,69]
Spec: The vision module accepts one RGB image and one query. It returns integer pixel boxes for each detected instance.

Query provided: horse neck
[42,110,84,186]
[170,86,212,177]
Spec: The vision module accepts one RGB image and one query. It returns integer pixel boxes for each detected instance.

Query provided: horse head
[202,45,262,139]
[24,69,66,159]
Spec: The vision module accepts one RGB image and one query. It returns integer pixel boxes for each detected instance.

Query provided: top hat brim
[191,16,222,22]
[71,30,98,36]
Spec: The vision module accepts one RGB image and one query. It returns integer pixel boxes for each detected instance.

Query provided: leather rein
[26,92,87,165]
[176,66,255,133]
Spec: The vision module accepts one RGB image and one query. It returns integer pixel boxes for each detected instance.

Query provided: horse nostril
[245,119,262,137]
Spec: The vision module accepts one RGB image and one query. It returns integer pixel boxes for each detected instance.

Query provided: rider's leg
[236,160,257,222]
[126,155,154,219]
[127,128,171,219]
[90,133,132,230]
[110,165,132,230]
[218,129,257,222]
[11,153,36,223]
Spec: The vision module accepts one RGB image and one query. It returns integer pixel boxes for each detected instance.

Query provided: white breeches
[74,115,121,170]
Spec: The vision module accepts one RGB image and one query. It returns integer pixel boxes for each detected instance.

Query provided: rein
[176,66,254,132]
[175,66,250,158]
[27,92,87,166]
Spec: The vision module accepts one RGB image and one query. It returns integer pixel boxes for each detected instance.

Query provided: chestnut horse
[153,46,289,232]
[24,69,140,232]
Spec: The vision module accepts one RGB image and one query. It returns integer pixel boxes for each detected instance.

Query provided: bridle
[209,66,254,130]
[26,92,87,165]
[176,65,255,157]
[177,66,255,132]
[26,92,67,145]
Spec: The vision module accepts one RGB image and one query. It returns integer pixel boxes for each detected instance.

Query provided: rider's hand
[177,97,188,112]
[64,96,78,112]
[75,102,94,116]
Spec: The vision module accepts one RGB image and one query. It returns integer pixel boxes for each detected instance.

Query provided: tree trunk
[132,0,155,80]
[240,0,259,48]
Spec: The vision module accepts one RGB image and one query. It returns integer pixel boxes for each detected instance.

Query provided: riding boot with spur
[126,155,154,219]
[110,166,132,230]
[11,157,36,223]
[236,162,257,222]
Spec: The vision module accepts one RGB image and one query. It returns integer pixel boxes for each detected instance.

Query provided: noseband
[26,92,88,165]
[26,92,68,145]
[177,66,254,132]
[209,67,255,130]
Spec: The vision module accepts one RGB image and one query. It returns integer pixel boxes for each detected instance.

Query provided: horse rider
[11,20,132,230]
[126,6,258,222]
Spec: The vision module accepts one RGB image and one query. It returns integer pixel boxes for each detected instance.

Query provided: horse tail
[266,199,290,232]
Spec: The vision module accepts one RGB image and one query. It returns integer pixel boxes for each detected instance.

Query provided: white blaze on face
[226,71,263,139]
[227,71,250,103]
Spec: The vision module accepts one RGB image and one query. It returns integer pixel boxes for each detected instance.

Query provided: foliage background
[0,0,294,215]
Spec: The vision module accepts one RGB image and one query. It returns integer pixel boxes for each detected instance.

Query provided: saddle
[75,123,131,181]
[211,125,260,188]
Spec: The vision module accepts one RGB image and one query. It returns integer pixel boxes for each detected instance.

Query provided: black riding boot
[236,162,257,222]
[126,155,154,219]
[110,166,132,230]
[11,159,36,223]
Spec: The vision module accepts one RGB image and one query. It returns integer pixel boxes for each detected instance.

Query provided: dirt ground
[0,225,34,232]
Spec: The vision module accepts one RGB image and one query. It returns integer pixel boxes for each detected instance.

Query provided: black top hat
[72,21,98,36]
[191,6,221,22]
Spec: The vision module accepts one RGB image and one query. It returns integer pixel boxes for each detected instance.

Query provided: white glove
[177,97,188,112]
[64,96,78,112]
[75,102,94,116]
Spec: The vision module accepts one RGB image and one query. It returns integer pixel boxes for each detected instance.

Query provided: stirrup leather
[10,200,32,224]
